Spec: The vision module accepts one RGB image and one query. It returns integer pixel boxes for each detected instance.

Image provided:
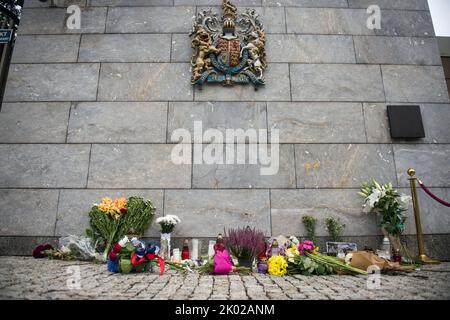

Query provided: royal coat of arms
[190,0,267,88]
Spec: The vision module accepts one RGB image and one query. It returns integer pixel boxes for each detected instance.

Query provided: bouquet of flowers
[87,196,156,259]
[284,239,367,276]
[359,180,411,236]
[156,215,181,233]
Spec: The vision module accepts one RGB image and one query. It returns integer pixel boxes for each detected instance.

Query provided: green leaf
[85,228,93,239]
[373,180,381,190]
[357,191,367,197]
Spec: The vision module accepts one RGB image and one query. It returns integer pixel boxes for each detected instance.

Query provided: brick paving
[0,257,449,300]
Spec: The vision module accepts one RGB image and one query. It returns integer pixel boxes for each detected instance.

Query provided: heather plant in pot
[224,226,266,268]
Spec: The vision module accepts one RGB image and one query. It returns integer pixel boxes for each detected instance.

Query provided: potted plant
[224,226,265,268]
[302,215,318,243]
[324,217,349,257]
[325,217,345,242]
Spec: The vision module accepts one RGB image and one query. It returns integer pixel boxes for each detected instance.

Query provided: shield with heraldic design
[190,0,266,88]
[217,37,241,67]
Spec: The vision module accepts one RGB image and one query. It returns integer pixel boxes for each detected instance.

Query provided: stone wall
[1,0,449,259]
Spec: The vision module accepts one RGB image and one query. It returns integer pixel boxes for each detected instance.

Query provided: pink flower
[298,240,315,254]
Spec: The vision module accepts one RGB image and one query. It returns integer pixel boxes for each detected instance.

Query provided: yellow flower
[268,255,287,276]
[97,197,128,219]
[98,197,113,213]
[312,246,320,255]
[286,247,299,258]
[113,197,127,210]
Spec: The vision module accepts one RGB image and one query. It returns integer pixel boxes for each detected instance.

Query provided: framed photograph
[326,242,358,255]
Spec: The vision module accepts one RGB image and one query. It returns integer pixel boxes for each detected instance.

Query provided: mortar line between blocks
[76,34,82,62]
[283,5,288,33]
[165,102,170,143]
[53,189,61,237]
[169,33,173,62]
[86,144,93,189]
[269,188,273,237]
[65,103,73,144]
[293,144,298,188]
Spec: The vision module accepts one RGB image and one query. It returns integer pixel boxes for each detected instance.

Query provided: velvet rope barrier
[418,180,450,207]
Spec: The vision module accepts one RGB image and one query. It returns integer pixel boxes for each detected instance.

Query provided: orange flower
[97,197,128,219]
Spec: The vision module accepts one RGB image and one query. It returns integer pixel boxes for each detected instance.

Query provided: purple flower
[224,227,266,260]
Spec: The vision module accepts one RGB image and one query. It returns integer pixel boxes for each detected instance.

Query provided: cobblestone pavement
[0,257,449,300]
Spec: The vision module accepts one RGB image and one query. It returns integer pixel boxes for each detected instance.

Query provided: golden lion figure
[190,26,221,84]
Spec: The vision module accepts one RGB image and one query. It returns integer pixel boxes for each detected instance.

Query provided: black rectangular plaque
[387,105,425,139]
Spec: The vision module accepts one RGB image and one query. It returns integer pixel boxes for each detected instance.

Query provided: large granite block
[4,64,99,102]
[195,64,290,101]
[252,7,286,34]
[271,189,380,237]
[382,66,449,103]
[363,103,391,143]
[290,64,384,102]
[19,7,107,34]
[12,35,80,63]
[56,189,164,237]
[106,6,194,33]
[0,103,70,143]
[377,10,434,37]
[364,103,450,143]
[97,63,192,101]
[0,190,59,236]
[67,102,167,143]
[192,144,296,188]
[267,102,366,143]
[164,189,271,237]
[354,36,441,65]
[88,144,191,188]
[79,34,171,62]
[263,0,347,7]
[171,34,191,62]
[168,102,267,143]
[394,144,450,187]
[348,0,429,10]
[286,8,434,37]
[266,35,355,63]
[287,8,370,35]
[0,145,90,188]
[295,144,397,188]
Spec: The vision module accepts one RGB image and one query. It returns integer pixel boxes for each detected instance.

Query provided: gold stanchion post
[407,168,439,264]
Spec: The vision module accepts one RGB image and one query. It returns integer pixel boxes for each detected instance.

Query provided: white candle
[191,239,199,260]
[208,240,216,258]
[172,248,181,262]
